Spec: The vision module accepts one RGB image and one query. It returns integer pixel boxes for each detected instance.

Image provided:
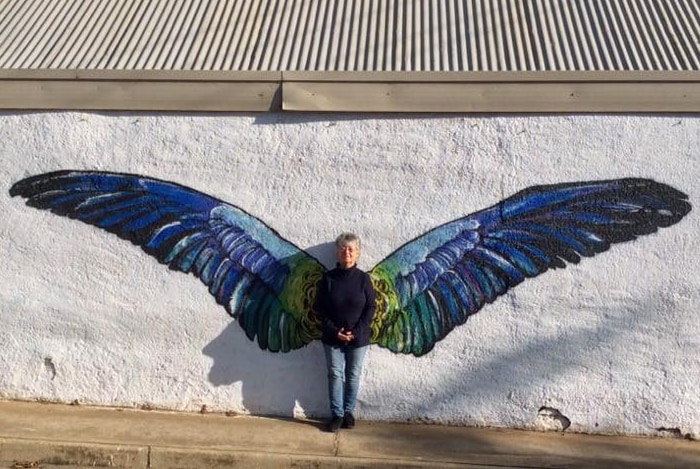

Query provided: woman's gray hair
[335,232,360,249]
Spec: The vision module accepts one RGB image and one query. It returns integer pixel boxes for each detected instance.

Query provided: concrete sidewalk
[0,401,698,469]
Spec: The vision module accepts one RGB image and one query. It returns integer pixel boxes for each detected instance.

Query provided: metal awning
[1,0,698,71]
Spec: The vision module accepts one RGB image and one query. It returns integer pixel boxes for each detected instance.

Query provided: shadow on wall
[305,242,338,269]
[365,287,672,428]
[203,321,327,417]
[250,112,473,126]
[202,241,337,418]
[200,285,669,424]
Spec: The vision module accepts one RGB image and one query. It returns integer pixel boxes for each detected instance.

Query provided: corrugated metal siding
[1,0,698,71]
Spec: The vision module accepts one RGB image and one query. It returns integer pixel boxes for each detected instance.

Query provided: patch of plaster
[656,427,695,440]
[43,357,56,380]
[536,406,571,432]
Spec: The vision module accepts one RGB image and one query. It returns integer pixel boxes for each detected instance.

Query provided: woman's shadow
[201,242,337,419]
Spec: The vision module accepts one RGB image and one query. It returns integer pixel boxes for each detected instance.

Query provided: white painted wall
[1,112,698,437]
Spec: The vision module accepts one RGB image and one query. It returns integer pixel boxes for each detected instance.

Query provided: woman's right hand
[337,328,354,343]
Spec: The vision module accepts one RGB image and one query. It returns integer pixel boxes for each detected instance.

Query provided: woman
[313,232,376,432]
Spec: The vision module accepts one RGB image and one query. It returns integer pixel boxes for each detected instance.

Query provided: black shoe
[327,416,343,432]
[342,412,355,429]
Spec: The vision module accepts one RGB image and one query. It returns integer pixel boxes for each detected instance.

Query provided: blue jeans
[323,344,368,418]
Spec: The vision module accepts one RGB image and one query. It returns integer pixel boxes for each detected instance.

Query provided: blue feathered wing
[11,173,691,357]
[10,170,325,352]
[369,178,691,356]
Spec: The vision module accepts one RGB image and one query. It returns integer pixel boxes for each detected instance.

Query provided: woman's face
[336,241,360,269]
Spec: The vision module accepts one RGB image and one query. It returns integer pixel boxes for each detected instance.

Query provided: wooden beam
[1,70,699,112]
[0,71,282,111]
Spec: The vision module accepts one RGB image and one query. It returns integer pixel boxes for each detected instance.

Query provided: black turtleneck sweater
[313,265,377,347]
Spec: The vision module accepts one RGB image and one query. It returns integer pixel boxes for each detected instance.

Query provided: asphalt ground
[0,400,698,468]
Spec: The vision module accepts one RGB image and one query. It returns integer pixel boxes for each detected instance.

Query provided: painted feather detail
[368,179,691,355]
[10,172,691,356]
[10,170,324,352]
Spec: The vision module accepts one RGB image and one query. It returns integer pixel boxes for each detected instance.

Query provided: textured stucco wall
[1,112,698,437]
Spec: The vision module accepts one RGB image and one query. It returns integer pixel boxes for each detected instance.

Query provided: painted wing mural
[10,171,691,356]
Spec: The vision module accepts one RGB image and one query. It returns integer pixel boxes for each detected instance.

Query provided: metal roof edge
[283,71,700,82]
[1,70,698,82]
[282,71,700,83]
[0,70,282,81]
